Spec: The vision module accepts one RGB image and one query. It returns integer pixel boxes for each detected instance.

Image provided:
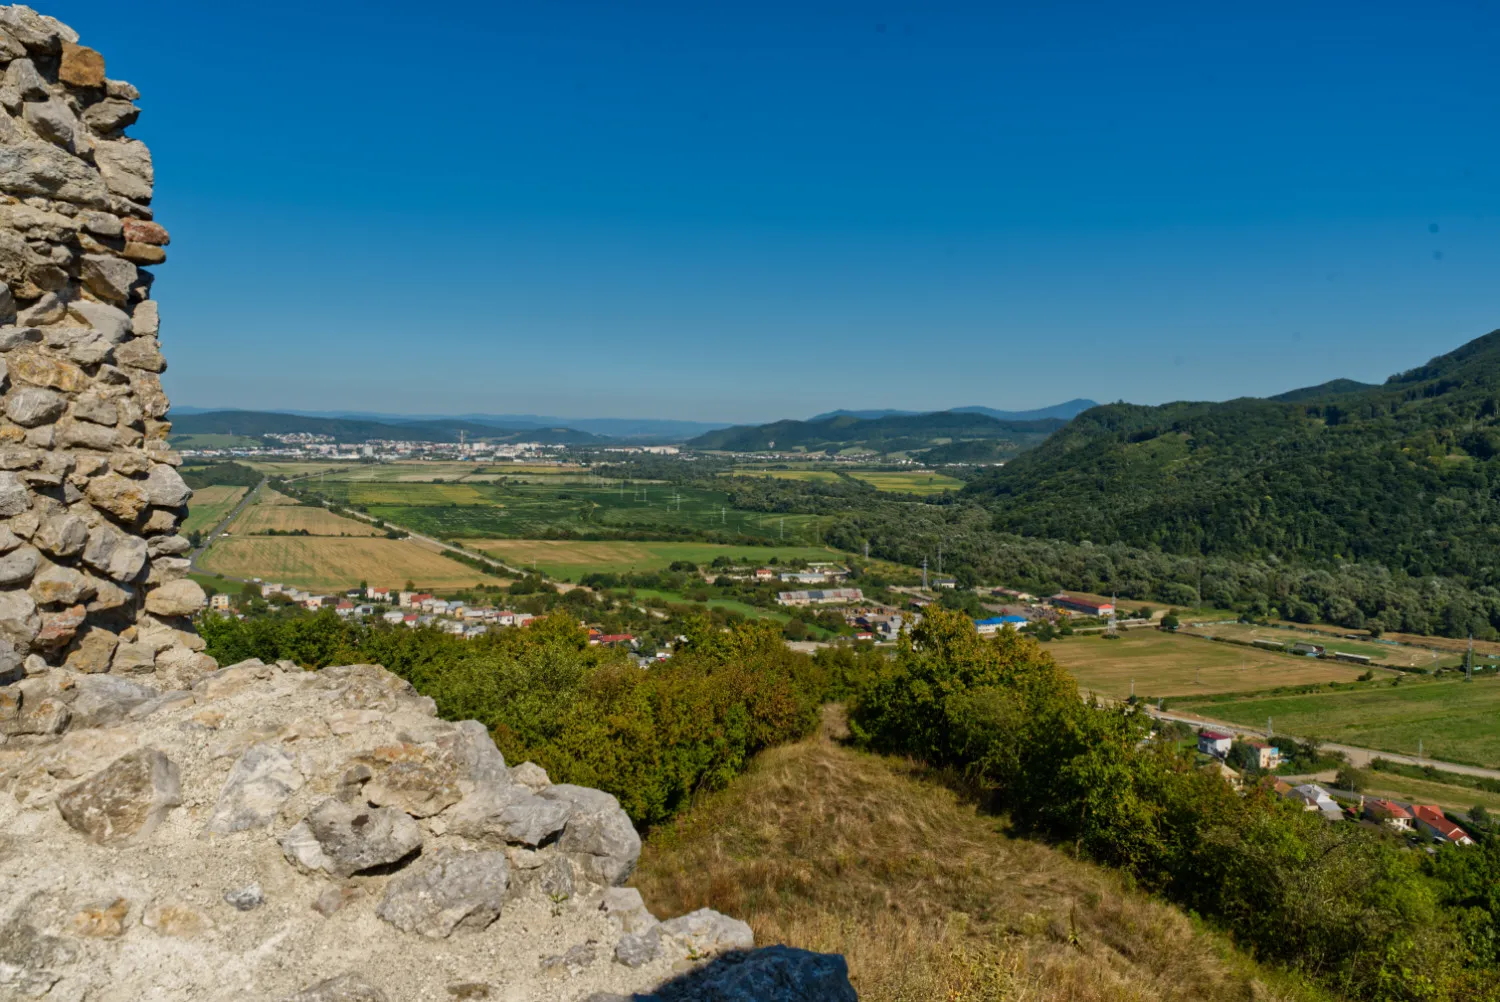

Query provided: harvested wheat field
[199,536,506,591]
[634,709,1316,1002]
[231,500,383,536]
[181,485,246,535]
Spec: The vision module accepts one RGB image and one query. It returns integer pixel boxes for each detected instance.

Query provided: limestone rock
[223,883,265,911]
[82,97,137,133]
[510,760,550,791]
[0,469,32,515]
[63,625,119,673]
[34,512,87,556]
[68,298,132,342]
[448,787,571,848]
[31,560,96,605]
[281,798,421,878]
[8,348,86,391]
[206,743,304,834]
[143,462,190,505]
[658,908,755,957]
[82,521,148,580]
[93,138,153,203]
[56,748,181,845]
[540,783,642,885]
[375,848,509,939]
[122,218,169,245]
[109,639,155,673]
[79,252,138,303]
[144,577,204,616]
[68,673,157,725]
[615,926,665,968]
[602,887,660,935]
[0,541,39,583]
[6,384,64,426]
[34,602,84,647]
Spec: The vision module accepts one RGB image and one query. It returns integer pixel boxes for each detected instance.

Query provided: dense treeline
[199,611,839,827]
[850,607,1500,1002]
[966,329,1500,587]
[180,461,262,489]
[714,474,1500,637]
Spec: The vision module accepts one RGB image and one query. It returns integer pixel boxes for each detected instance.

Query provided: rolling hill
[808,398,1097,422]
[169,410,604,445]
[688,410,1065,458]
[964,328,1500,586]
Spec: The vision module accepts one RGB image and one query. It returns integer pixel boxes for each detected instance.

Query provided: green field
[722,469,844,484]
[466,540,844,581]
[182,485,248,534]
[1175,676,1500,769]
[1048,630,1373,700]
[849,471,964,494]
[298,477,835,544]
[1183,622,1462,670]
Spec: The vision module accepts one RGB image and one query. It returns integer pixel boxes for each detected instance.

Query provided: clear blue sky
[54,0,1500,423]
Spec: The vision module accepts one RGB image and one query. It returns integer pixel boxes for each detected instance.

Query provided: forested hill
[688,410,1063,456]
[964,328,1500,586]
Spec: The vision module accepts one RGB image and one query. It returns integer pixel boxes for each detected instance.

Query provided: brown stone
[8,350,87,392]
[115,336,165,372]
[58,42,106,88]
[121,219,168,245]
[144,579,205,617]
[312,885,364,918]
[86,472,150,521]
[121,241,165,265]
[56,748,182,845]
[65,625,120,673]
[355,742,464,818]
[69,898,128,938]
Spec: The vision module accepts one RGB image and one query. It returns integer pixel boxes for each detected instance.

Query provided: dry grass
[231,501,382,537]
[634,709,1317,1002]
[181,486,246,535]
[198,536,507,591]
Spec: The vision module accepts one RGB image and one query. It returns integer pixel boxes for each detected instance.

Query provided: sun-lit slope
[633,710,1316,1002]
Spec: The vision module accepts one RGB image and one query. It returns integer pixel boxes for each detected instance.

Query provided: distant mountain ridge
[809,399,1098,423]
[687,410,1064,458]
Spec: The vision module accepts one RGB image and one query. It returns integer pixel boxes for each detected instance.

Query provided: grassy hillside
[634,710,1318,1002]
[966,329,1500,586]
[689,409,1063,456]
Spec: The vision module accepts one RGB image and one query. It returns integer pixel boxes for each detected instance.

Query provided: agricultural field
[299,478,835,545]
[848,471,964,495]
[182,486,247,535]
[722,469,844,484]
[229,498,383,536]
[240,462,360,478]
[199,536,506,592]
[1183,621,1464,670]
[1046,630,1374,701]
[465,540,844,581]
[1174,676,1500,769]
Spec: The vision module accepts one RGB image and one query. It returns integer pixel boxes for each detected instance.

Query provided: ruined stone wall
[0,4,212,695]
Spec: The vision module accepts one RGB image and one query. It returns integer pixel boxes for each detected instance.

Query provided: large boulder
[281,798,421,878]
[375,848,509,938]
[541,783,643,885]
[55,747,180,845]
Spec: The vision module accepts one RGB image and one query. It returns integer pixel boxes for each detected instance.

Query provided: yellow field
[1047,630,1373,700]
[231,501,382,536]
[848,471,964,495]
[182,486,247,535]
[467,539,845,580]
[199,536,507,591]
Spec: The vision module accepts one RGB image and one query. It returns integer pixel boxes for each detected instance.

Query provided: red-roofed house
[589,633,637,648]
[1363,798,1413,831]
[1410,804,1475,846]
[1197,730,1234,758]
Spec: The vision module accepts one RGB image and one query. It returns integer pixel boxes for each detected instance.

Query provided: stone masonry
[0,4,211,694]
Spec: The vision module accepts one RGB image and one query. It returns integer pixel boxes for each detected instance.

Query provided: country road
[1147,707,1500,782]
[187,472,531,587]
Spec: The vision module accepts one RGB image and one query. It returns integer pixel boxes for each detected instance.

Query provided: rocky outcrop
[0,658,856,999]
[0,4,206,689]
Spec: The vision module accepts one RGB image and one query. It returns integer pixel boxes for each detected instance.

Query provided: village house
[260,582,285,598]
[209,593,232,612]
[368,587,391,602]
[776,588,864,607]
[754,568,776,582]
[382,610,405,625]
[1286,784,1344,822]
[1198,730,1234,758]
[975,615,1028,635]
[335,600,356,617]
[1410,804,1475,845]
[1362,798,1414,831]
[1246,740,1282,770]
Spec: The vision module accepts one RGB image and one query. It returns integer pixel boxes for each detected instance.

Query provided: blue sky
[53,0,1500,423]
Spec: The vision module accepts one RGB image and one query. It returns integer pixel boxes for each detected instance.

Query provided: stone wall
[0,3,211,697]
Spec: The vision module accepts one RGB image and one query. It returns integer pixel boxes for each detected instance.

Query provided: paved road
[187,478,265,581]
[1147,707,1500,781]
